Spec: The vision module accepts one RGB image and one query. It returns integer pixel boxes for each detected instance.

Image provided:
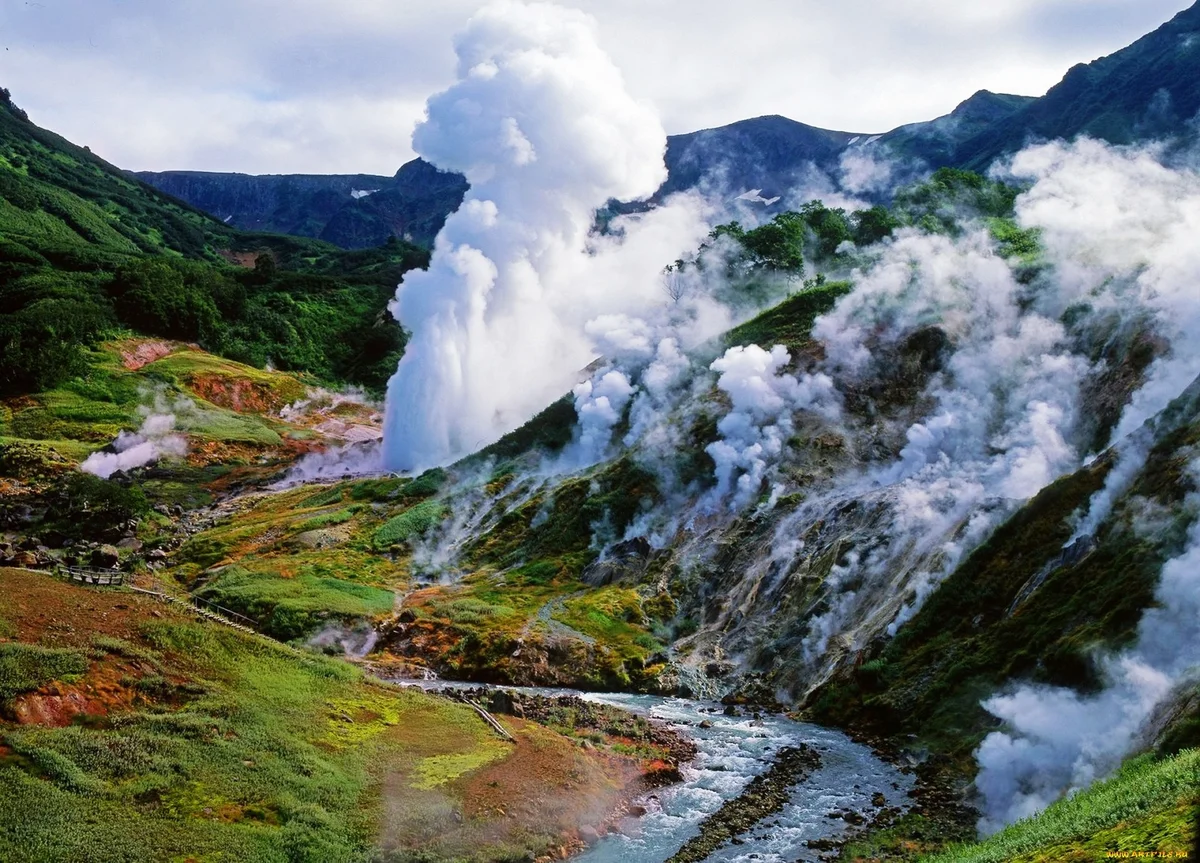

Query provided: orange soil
[186,374,286,414]
[379,712,644,861]
[115,339,179,371]
[0,568,175,646]
[0,568,196,726]
[459,716,641,835]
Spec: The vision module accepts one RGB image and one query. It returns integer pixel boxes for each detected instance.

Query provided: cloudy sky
[0,0,1193,175]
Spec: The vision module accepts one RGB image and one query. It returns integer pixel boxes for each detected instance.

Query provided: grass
[924,750,1200,863]
[0,643,88,699]
[0,568,588,863]
[557,587,663,661]
[374,499,448,549]
[0,340,304,480]
[723,280,852,353]
[195,566,395,641]
[296,506,361,532]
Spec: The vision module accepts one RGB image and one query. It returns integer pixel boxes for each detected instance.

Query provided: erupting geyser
[382,0,671,471]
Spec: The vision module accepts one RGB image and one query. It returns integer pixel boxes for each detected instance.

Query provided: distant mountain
[875,90,1038,166]
[135,158,468,249]
[950,1,1200,168]
[134,0,1200,247]
[656,115,864,201]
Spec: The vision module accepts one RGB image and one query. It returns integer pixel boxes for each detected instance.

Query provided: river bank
[389,678,916,863]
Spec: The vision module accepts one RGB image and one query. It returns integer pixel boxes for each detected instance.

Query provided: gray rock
[91,545,120,569]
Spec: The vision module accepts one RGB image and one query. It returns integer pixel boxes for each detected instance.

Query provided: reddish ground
[0,568,190,725]
[0,567,172,645]
[186,374,285,414]
[460,716,642,846]
[116,339,179,370]
[216,250,265,268]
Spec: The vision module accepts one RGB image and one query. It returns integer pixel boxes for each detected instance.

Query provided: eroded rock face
[8,691,100,727]
[582,537,652,587]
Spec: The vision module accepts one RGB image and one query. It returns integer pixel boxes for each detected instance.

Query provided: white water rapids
[406,684,913,863]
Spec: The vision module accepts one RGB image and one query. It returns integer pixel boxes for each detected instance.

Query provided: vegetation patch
[0,643,88,700]
[926,750,1200,863]
[196,567,395,641]
[374,499,448,550]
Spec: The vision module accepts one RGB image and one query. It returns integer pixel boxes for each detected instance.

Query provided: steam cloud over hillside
[382,0,706,471]
[371,1,1200,840]
[971,140,1200,833]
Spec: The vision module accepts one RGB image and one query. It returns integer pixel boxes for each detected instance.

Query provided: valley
[3,2,1200,862]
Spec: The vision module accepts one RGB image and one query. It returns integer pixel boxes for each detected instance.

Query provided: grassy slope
[0,338,317,487]
[918,751,1198,863]
[149,280,863,686]
[0,568,644,863]
[0,95,428,396]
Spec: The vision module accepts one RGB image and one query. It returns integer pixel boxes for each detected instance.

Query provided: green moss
[557,588,661,661]
[411,746,510,790]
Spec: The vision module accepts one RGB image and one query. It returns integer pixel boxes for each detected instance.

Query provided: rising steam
[372,5,1200,836]
[971,139,1200,832]
[80,402,188,479]
[382,0,707,471]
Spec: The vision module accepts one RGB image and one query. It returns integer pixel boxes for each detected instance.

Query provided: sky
[0,0,1193,176]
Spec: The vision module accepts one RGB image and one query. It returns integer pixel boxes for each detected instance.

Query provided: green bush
[43,473,149,537]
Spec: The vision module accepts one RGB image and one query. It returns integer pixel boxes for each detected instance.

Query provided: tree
[662,263,686,303]
[740,214,806,277]
[799,201,853,258]
[852,206,899,246]
[108,259,220,342]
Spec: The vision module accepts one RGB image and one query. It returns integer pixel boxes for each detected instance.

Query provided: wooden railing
[463,698,515,742]
[127,584,260,635]
[56,565,125,587]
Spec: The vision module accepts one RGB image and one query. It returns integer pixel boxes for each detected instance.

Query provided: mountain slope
[953,1,1200,168]
[136,157,468,249]
[0,91,429,397]
[0,88,226,261]
[875,89,1037,166]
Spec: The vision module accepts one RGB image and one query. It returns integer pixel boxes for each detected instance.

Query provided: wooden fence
[56,565,125,587]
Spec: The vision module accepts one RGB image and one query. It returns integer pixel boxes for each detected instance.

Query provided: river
[406,683,913,863]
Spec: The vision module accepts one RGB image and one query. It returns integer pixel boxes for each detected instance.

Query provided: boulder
[10,550,38,568]
[91,545,120,569]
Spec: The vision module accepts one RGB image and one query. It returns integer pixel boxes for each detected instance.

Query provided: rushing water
[404,683,913,863]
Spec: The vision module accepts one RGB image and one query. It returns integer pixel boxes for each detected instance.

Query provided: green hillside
[0,89,427,397]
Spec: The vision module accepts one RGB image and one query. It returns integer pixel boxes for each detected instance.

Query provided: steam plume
[971,139,1200,832]
[382,1,706,471]
[80,410,187,479]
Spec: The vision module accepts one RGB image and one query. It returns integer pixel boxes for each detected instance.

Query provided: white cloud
[0,0,1192,173]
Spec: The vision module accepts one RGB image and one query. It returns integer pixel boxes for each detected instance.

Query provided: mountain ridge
[131,0,1200,249]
